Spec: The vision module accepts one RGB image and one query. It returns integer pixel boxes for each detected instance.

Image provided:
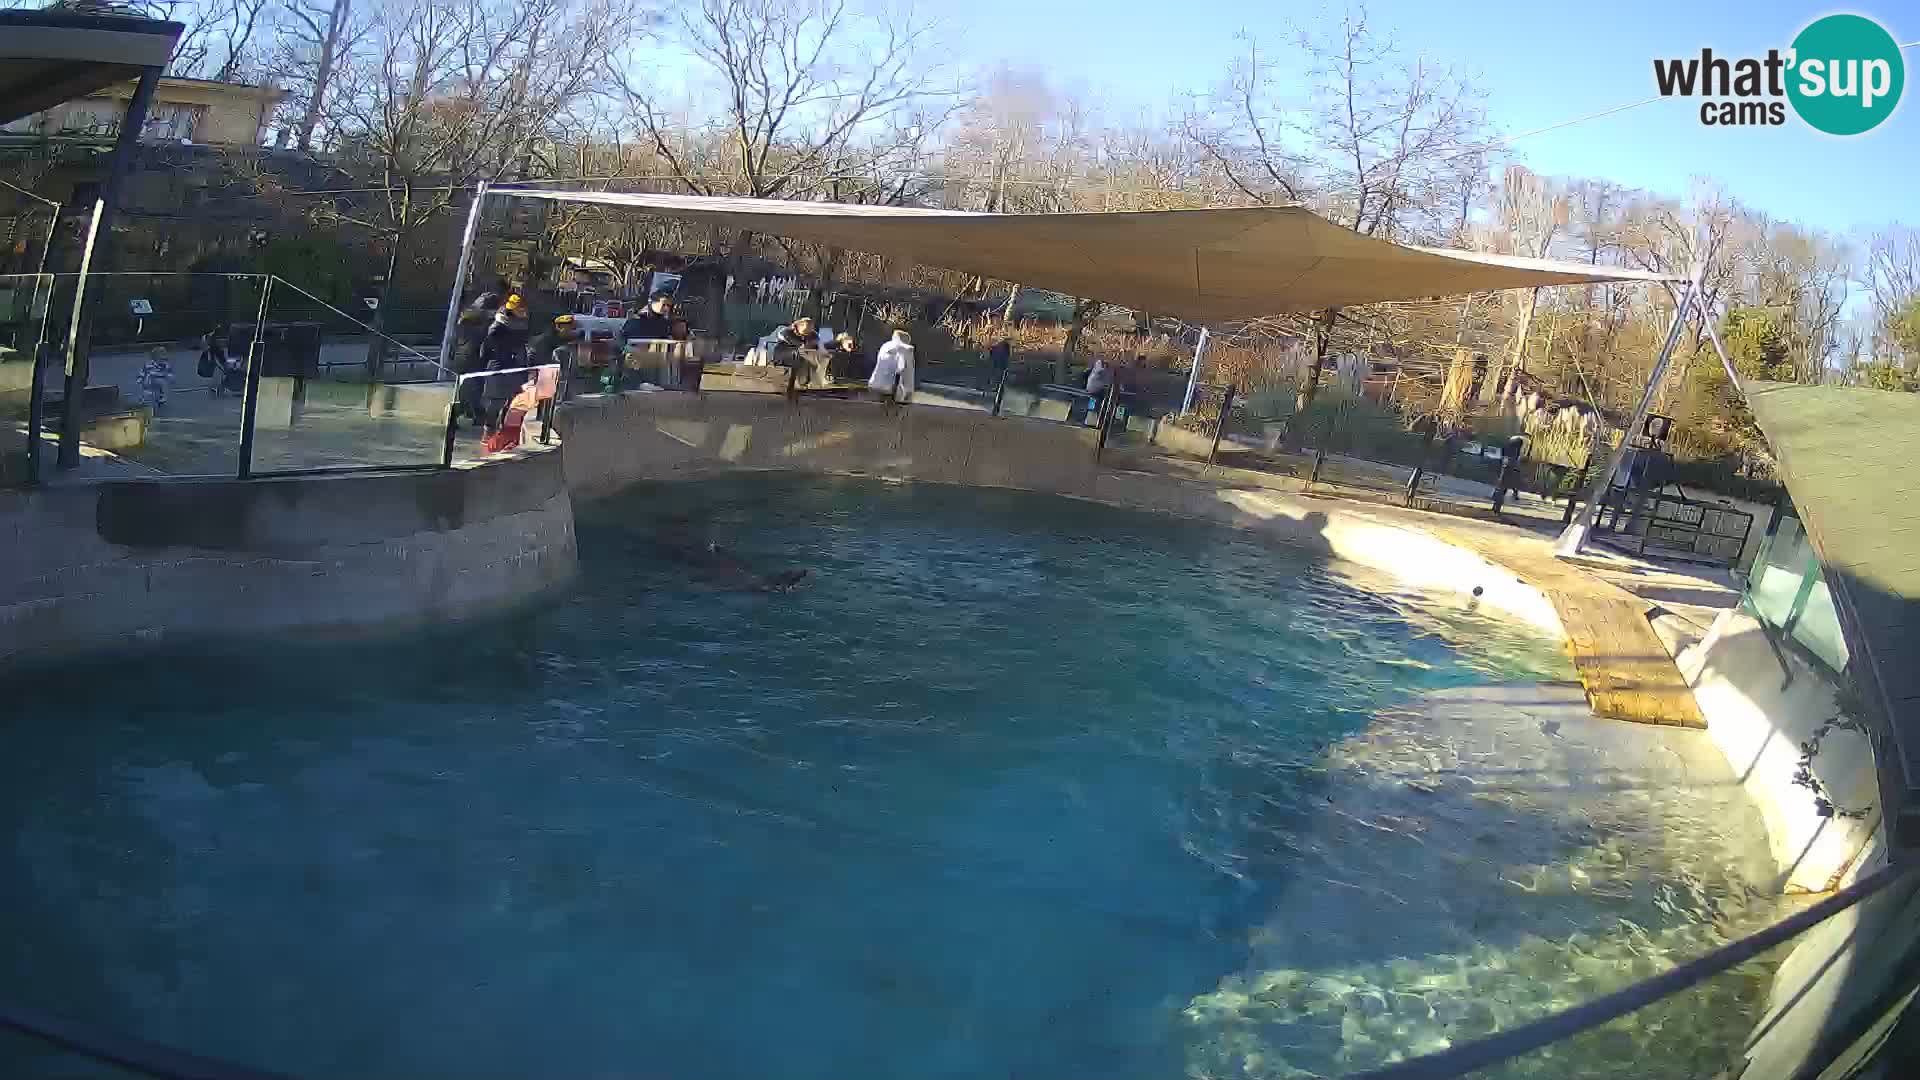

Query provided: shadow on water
[0,473,1781,1080]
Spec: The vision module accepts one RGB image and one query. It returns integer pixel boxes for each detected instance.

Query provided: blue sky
[951,0,1916,237]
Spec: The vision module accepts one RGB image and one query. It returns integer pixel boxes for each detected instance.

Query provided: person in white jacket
[869,328,915,404]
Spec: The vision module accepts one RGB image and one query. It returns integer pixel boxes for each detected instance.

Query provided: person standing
[619,290,676,341]
[1083,356,1114,424]
[869,328,915,405]
[988,337,1011,391]
[479,294,531,434]
[828,332,863,382]
[529,313,582,392]
[455,279,511,424]
[136,346,174,411]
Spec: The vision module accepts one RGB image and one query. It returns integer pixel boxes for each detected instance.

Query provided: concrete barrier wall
[0,450,577,671]
[555,392,1562,636]
[1676,608,1881,893]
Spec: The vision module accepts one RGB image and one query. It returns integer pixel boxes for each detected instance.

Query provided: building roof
[1745,381,1920,848]
[492,189,1681,323]
[0,9,183,128]
[77,76,284,103]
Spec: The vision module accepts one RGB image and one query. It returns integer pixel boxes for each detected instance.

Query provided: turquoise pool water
[0,475,1778,1078]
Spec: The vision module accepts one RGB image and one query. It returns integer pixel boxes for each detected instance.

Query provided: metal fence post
[1208,384,1236,466]
[990,372,1007,417]
[1093,384,1119,463]
[441,382,461,468]
[235,275,275,480]
[540,346,574,446]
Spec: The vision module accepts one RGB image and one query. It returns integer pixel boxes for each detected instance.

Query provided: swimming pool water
[0,475,1777,1078]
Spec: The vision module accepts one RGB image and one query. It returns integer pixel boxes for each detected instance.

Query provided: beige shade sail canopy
[498,189,1677,322]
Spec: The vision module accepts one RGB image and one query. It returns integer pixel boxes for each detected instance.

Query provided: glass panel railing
[448,362,562,466]
[25,272,265,479]
[1748,517,1809,628]
[240,278,452,475]
[0,272,56,485]
[1788,573,1850,672]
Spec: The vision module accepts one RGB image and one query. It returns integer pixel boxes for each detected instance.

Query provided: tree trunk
[1288,308,1339,447]
[805,246,842,327]
[1058,298,1098,384]
[296,0,349,152]
[1495,288,1540,406]
[1001,285,1020,325]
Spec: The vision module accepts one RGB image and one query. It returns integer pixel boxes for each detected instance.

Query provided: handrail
[1348,861,1912,1080]
[451,362,561,385]
[0,1000,296,1080]
[3,860,1904,1080]
[265,276,446,374]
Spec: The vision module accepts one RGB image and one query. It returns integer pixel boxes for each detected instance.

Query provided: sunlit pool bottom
[0,475,1786,1079]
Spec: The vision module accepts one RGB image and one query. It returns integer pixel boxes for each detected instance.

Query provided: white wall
[1677,608,1880,893]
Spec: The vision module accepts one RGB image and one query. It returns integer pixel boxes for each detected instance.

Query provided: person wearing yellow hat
[531,313,581,379]
[478,293,532,434]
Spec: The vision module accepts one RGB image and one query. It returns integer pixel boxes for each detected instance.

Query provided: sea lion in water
[654,519,811,593]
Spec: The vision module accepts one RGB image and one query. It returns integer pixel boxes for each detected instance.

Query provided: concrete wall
[554,391,1563,637]
[0,450,577,671]
[1676,608,1881,893]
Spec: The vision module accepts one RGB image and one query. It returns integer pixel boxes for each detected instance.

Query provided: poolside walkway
[1119,451,1716,728]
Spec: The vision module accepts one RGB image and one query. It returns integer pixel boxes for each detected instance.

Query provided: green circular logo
[1787,14,1904,135]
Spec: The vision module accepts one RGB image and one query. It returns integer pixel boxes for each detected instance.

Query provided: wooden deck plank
[1549,591,1706,727]
[1417,522,1708,729]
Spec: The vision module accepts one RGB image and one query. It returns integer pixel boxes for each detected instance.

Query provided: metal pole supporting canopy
[437,180,491,381]
[1553,259,1708,559]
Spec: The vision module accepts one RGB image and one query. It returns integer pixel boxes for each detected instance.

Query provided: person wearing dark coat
[455,278,511,423]
[618,291,676,341]
[988,338,1011,390]
[478,295,531,434]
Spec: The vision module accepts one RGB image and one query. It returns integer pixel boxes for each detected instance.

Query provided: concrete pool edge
[0,449,578,672]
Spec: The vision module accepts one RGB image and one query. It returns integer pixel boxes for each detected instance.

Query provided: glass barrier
[1,272,56,484]
[240,278,452,474]
[1745,510,1850,673]
[20,272,268,479]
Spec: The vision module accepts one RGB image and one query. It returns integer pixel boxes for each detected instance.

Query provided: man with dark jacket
[455,278,511,423]
[479,294,531,433]
[619,290,676,341]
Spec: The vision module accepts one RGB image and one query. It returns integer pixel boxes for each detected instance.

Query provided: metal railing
[4,862,1908,1080]
[5,272,471,486]
[444,362,562,466]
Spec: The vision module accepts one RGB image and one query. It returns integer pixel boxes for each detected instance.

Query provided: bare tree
[1866,227,1920,366]
[272,0,359,150]
[1182,7,1492,428]
[1177,34,1309,207]
[309,0,627,371]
